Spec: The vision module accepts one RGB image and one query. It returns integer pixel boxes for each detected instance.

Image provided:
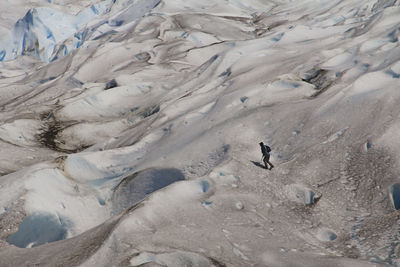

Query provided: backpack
[261,145,271,156]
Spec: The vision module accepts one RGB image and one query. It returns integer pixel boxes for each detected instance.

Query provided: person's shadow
[250,160,267,169]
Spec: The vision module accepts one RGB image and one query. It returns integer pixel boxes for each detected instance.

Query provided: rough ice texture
[0,0,399,266]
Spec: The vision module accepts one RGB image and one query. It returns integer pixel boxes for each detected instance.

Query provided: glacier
[0,0,399,266]
[0,0,162,62]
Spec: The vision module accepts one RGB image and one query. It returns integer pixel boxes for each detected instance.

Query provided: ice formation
[0,0,399,266]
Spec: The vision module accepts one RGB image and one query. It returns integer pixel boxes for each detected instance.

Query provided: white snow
[0,119,42,146]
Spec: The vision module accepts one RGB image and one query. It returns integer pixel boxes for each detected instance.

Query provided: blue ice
[200,180,210,193]
[7,212,70,248]
[0,51,5,61]
[390,183,400,210]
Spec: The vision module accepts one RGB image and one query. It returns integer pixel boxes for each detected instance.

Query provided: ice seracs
[0,0,116,62]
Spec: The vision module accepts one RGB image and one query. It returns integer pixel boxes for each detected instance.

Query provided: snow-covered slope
[0,0,400,266]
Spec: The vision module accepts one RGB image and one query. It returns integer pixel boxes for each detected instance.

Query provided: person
[259,142,274,170]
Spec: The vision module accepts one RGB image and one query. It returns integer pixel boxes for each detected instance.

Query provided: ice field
[0,0,400,266]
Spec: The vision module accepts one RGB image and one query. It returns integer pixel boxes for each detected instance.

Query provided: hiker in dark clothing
[259,142,274,170]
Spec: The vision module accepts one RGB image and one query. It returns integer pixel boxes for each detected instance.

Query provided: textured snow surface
[0,0,400,266]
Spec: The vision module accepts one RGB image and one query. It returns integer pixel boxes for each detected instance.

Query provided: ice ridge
[0,0,115,62]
